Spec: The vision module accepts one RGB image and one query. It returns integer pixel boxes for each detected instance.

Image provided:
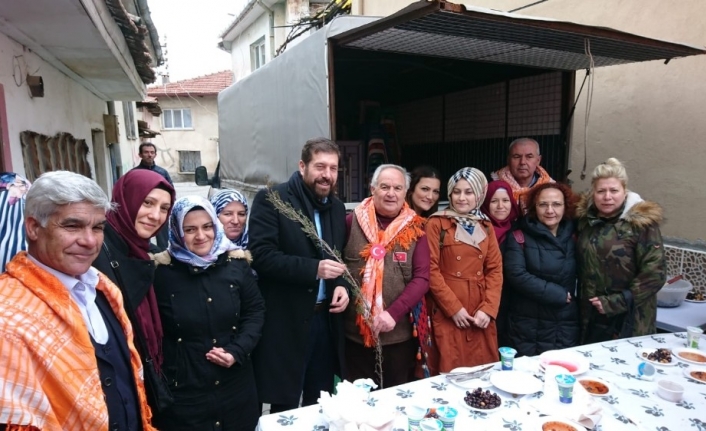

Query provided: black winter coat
[249,179,347,406]
[93,225,156,315]
[152,252,265,431]
[503,217,580,356]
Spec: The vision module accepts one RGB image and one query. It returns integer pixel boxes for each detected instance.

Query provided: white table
[256,333,706,431]
[657,301,706,332]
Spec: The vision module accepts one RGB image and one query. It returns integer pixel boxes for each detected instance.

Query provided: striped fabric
[0,252,156,431]
[445,167,489,231]
[209,188,250,248]
[0,173,30,272]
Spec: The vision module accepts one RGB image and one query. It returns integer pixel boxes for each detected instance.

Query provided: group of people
[0,136,665,431]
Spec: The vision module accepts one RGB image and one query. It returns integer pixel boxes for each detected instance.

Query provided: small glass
[687,326,703,349]
[498,347,517,370]
[555,373,576,404]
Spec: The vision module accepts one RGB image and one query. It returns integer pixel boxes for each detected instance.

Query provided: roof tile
[147,70,233,97]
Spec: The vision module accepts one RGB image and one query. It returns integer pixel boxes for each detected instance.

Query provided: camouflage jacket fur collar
[577,191,663,229]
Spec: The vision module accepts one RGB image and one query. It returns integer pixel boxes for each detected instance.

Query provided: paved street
[173,182,211,200]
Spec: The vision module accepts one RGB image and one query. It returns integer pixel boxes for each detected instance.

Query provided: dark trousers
[269,308,335,414]
[345,337,416,389]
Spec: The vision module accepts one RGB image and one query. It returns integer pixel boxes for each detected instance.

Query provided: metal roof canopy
[331,1,706,71]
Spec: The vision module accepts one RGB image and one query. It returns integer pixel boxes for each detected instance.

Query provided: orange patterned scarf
[0,252,155,431]
[491,165,554,213]
[353,198,425,346]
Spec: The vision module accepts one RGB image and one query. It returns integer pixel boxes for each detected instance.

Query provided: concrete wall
[151,96,220,182]
[0,31,108,185]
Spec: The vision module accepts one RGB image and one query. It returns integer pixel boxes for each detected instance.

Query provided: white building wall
[0,31,107,182]
[229,12,272,82]
[114,101,141,176]
[152,96,220,182]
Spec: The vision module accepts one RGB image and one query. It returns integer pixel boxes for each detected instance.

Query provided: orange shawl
[353,198,425,346]
[0,252,155,431]
[491,165,554,213]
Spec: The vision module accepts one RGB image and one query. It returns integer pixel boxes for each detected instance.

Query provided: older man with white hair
[0,171,155,431]
[343,164,430,388]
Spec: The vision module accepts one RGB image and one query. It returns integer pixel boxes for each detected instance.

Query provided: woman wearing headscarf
[480,180,520,250]
[210,189,250,248]
[425,168,503,372]
[480,180,520,347]
[151,196,265,431]
[92,169,175,411]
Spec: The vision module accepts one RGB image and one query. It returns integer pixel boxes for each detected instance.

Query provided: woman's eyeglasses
[536,202,564,210]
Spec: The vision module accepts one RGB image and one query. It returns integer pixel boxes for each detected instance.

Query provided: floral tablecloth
[257,333,706,431]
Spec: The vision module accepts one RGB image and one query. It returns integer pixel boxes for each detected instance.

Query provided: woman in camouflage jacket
[576,158,666,344]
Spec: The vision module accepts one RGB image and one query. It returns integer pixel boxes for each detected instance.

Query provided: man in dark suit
[249,138,349,413]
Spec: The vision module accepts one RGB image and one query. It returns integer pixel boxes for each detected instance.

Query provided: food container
[419,418,444,431]
[656,279,693,307]
[555,374,576,404]
[498,346,517,370]
[407,405,427,431]
[637,362,655,380]
[435,406,457,430]
[656,379,684,402]
[687,326,703,349]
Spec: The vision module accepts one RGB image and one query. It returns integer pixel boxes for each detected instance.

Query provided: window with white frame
[162,108,193,130]
[251,37,266,71]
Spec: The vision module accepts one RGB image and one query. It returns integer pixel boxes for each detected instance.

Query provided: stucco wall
[0,31,107,182]
[151,96,219,182]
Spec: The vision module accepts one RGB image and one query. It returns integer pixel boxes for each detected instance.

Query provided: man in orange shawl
[0,171,155,431]
[343,164,429,388]
[491,137,554,214]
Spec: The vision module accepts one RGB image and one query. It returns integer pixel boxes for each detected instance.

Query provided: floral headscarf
[168,196,240,268]
[445,167,489,230]
[210,189,249,248]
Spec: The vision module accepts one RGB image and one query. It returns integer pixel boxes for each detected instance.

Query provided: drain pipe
[256,0,276,60]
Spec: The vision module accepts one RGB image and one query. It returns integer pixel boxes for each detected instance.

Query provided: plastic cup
[637,362,656,381]
[419,418,444,431]
[687,326,703,349]
[436,406,457,430]
[555,373,576,404]
[407,405,427,431]
[499,347,517,370]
